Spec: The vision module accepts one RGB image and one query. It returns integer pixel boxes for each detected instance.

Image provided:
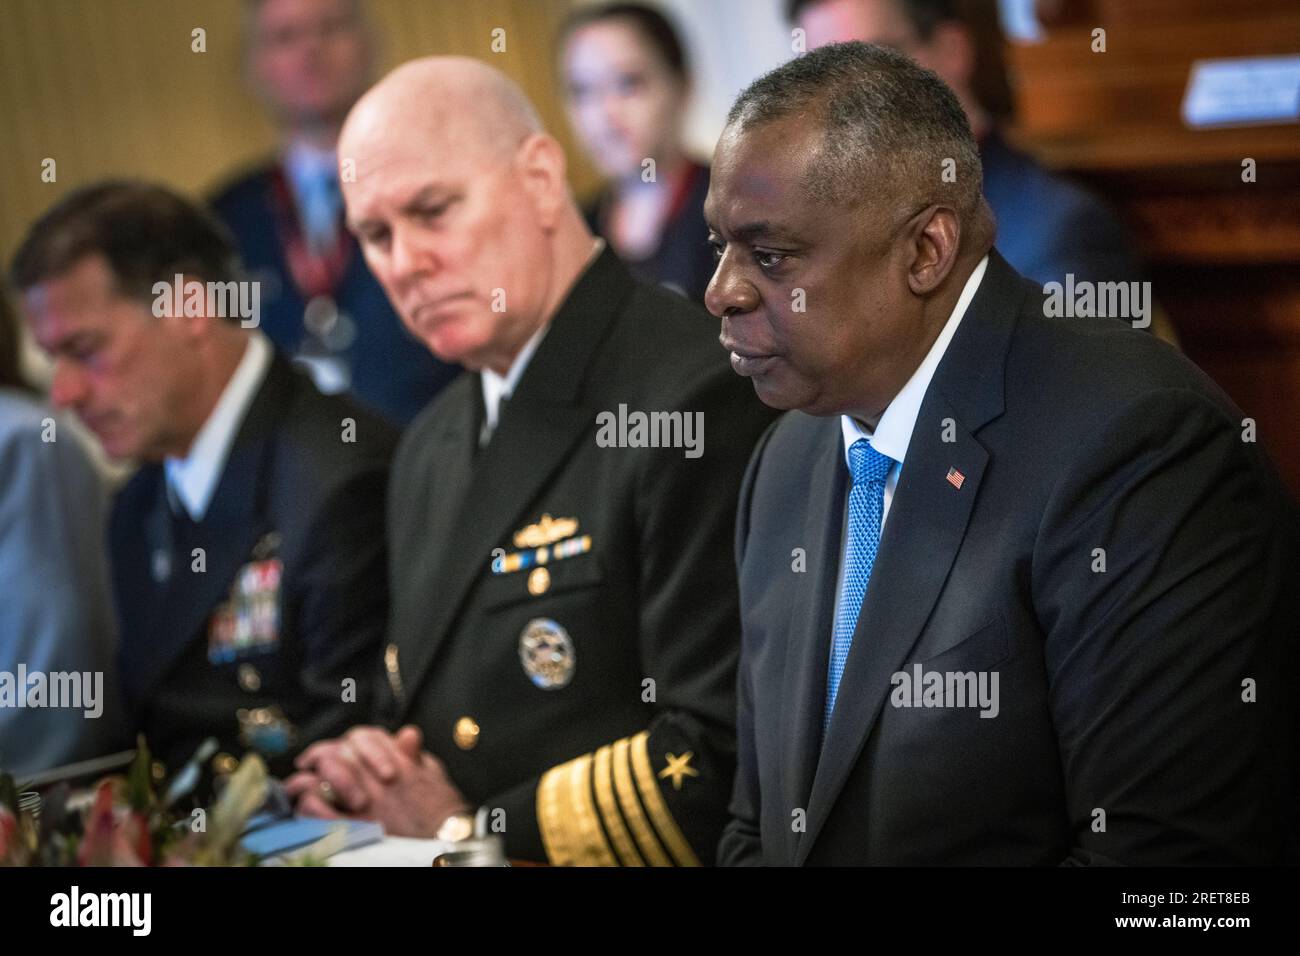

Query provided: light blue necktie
[825,438,894,730]
[297,167,342,252]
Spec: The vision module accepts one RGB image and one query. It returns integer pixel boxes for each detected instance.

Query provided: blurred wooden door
[1005,0,1300,497]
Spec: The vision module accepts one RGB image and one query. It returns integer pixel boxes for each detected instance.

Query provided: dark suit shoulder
[110,462,162,536]
[393,370,473,473]
[207,161,277,214]
[984,137,1122,237]
[268,367,398,491]
[403,369,473,441]
[743,410,835,488]
[974,287,1285,525]
[1009,302,1241,432]
[982,135,1138,284]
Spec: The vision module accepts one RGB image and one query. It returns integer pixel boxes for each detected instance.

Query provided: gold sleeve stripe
[536,752,618,867]
[631,730,701,867]
[537,756,577,866]
[593,743,645,866]
[612,734,673,866]
[568,752,618,866]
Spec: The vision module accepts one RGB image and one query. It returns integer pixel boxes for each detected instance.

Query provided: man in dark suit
[286,57,773,865]
[788,0,1144,288]
[12,182,396,777]
[211,0,458,425]
[706,43,1298,865]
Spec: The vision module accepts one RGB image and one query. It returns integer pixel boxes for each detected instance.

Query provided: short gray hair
[727,42,982,222]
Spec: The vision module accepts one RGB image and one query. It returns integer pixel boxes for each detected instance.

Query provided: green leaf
[126,736,155,813]
[0,772,19,815]
[200,754,268,864]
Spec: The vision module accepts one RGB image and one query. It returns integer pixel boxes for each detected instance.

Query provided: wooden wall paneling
[0,0,595,265]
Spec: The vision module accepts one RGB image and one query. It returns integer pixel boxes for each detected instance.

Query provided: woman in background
[559,2,716,302]
[0,291,123,777]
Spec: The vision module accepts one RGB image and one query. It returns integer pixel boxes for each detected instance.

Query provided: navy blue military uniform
[382,247,776,864]
[112,356,396,777]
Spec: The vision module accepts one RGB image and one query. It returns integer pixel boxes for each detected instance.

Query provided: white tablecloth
[327,836,453,867]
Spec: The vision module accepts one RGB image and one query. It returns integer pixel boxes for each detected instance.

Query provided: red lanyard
[598,161,702,244]
[268,165,353,301]
[664,161,702,224]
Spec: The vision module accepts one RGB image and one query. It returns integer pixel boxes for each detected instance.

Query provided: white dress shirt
[831,255,989,633]
[165,332,273,521]
[481,323,547,437]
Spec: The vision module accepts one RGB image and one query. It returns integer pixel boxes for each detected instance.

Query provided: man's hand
[285,725,470,838]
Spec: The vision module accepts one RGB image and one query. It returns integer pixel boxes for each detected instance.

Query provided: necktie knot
[848,439,893,485]
[306,165,340,203]
[297,168,342,249]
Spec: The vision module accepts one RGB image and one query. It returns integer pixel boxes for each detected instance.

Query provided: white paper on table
[327,836,455,867]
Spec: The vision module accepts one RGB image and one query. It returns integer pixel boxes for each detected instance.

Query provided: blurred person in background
[11,182,395,779]
[788,0,1147,291]
[559,2,717,302]
[211,0,458,426]
[0,291,124,778]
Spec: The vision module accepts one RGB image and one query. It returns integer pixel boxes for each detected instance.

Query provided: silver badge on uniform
[518,618,575,690]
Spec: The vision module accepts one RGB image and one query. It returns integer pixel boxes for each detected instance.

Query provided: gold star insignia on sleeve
[657,751,699,791]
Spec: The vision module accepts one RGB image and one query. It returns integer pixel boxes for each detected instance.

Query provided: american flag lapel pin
[946,467,966,490]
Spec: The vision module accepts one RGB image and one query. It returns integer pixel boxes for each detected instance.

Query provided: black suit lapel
[428,374,482,553]
[117,469,170,707]
[780,415,847,861]
[387,375,485,722]
[797,252,1026,862]
[130,355,292,699]
[397,248,634,716]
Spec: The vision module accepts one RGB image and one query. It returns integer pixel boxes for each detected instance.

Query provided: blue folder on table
[240,816,384,859]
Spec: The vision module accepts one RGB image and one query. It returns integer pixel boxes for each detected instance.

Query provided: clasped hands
[284,724,470,838]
